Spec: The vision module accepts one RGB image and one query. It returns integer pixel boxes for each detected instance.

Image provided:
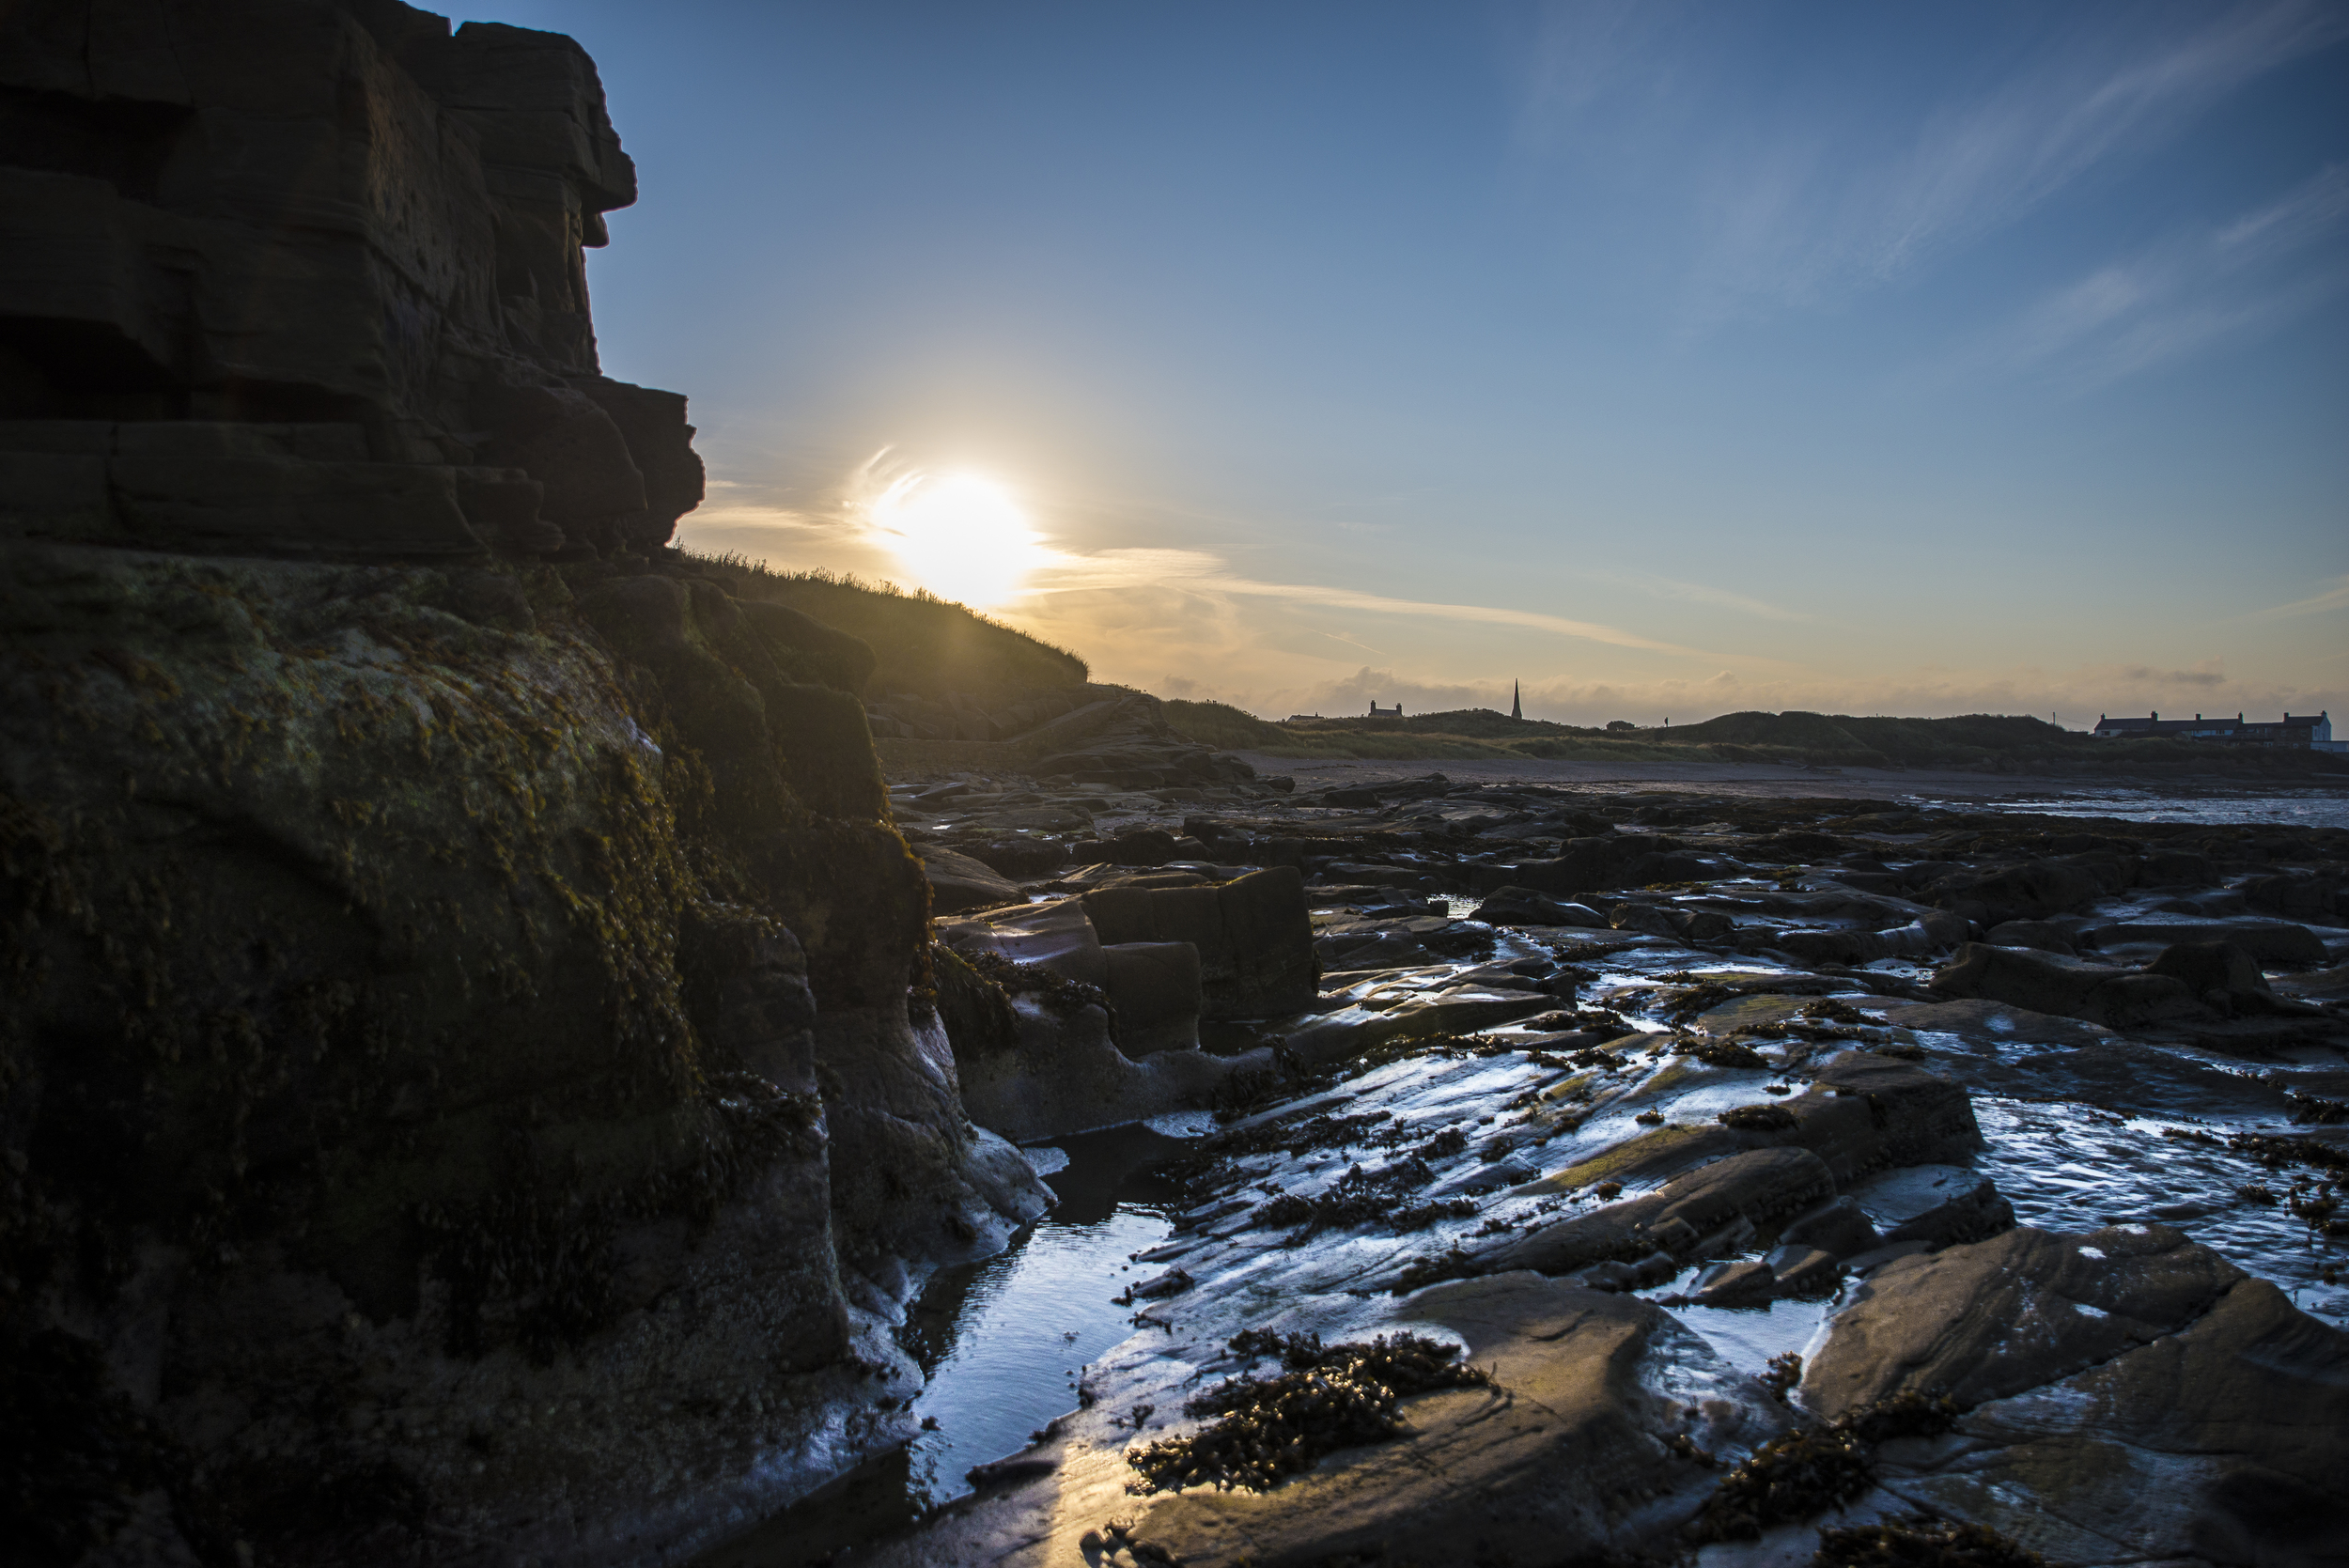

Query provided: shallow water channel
[703,1126,1194,1566]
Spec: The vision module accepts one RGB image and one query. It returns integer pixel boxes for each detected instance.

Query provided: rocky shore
[3,5,2344,1567]
[862,766,2349,1567]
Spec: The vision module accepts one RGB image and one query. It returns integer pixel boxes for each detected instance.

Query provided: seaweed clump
[1686,1038,1770,1069]
[1812,1517,2046,1567]
[1124,1332,1493,1495]
[1694,1389,1957,1542]
[1719,1103,1800,1132]
[1253,1159,1474,1241]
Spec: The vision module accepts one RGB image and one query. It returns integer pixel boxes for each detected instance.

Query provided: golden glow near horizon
[867,471,1046,607]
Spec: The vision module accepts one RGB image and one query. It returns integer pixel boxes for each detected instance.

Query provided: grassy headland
[1163,700,2349,777]
[685,552,1090,697]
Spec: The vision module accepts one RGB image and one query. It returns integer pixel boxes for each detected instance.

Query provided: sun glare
[868,472,1046,607]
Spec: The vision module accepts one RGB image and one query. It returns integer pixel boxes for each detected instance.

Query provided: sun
[867,472,1047,608]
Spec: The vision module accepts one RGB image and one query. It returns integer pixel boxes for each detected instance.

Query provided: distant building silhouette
[2092,710,2339,751]
[1510,680,1522,722]
[1368,700,1403,718]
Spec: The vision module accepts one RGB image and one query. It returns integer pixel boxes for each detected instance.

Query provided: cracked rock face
[1,0,701,560]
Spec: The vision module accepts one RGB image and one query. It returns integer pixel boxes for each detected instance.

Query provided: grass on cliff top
[1163,699,2347,775]
[682,551,1089,697]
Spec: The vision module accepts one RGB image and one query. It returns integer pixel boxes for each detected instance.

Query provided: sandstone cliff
[1,0,699,561]
[1,5,1047,1563]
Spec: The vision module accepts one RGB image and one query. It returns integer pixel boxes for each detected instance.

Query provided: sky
[460,0,2349,726]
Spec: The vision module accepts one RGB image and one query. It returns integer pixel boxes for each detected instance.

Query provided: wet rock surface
[8,7,2348,1565]
[793,763,2348,1567]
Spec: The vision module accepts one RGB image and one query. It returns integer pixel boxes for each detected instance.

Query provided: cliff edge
[0,5,1048,1563]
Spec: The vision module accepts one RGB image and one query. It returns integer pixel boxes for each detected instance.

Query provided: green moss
[0,551,908,1367]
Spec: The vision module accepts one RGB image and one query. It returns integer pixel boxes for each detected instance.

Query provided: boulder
[1801,1224,2245,1419]
[1982,918,2076,955]
[1495,1146,1836,1276]
[1283,986,1554,1064]
[2081,920,2328,967]
[1931,941,2206,1030]
[1771,913,1966,965]
[915,845,1023,914]
[1104,940,1204,1055]
[947,986,1262,1143]
[2243,872,2339,920]
[1839,1164,2011,1250]
[1875,1278,2349,1565]
[1122,1274,1792,1568]
[1083,866,1317,1018]
[1470,835,1655,897]
[1777,1195,1880,1259]
[958,838,1070,878]
[1791,1051,1986,1182]
[1870,997,2114,1048]
[2147,939,2278,1007]
[938,895,1108,987]
[1923,859,2105,926]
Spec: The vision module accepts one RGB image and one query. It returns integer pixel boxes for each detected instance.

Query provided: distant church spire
[1511,680,1522,722]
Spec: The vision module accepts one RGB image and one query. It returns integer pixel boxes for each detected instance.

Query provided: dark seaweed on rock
[1253,1158,1475,1240]
[2228,1131,2349,1172]
[1124,1333,1492,1495]
[964,948,1116,1024]
[1686,1038,1771,1069]
[1812,1517,2047,1567]
[1226,1327,1328,1370]
[1719,1103,1801,1131]
[2288,1093,2349,1126]
[1694,1389,1957,1542]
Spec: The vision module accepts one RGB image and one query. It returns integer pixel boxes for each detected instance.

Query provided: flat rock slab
[1931,941,2204,1031]
[916,844,1025,914]
[1282,987,1554,1065]
[1691,992,1892,1036]
[1878,999,2295,1120]
[1874,997,2115,1048]
[2083,920,2329,966]
[1127,1274,1789,1568]
[1802,1223,2245,1420]
[1877,1279,2349,1565]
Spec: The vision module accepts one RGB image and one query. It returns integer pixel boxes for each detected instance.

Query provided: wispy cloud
[1603,571,1809,622]
[1519,0,2349,324]
[1020,546,1703,655]
[1979,163,2349,385]
[2252,573,2349,619]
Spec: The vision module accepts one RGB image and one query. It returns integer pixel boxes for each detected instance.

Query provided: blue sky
[461,0,2347,723]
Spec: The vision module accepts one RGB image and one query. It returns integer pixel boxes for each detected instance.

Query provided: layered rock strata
[2,0,702,561]
[0,5,1049,1564]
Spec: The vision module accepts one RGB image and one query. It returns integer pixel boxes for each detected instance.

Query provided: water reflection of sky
[896,1126,1186,1510]
[1909,790,2349,831]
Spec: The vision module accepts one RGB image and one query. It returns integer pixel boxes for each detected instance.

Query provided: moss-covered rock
[0,540,1041,1564]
